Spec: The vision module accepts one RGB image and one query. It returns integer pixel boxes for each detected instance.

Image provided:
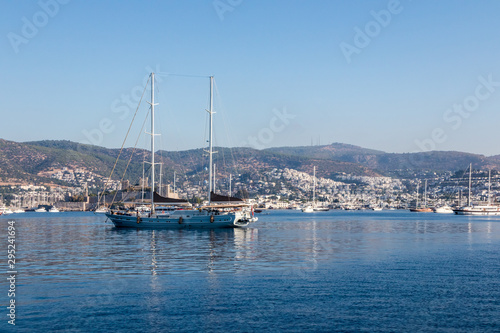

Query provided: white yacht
[301,205,314,213]
[454,166,500,216]
[434,206,454,214]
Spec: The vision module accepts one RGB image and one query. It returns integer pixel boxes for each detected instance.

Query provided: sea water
[1,210,499,332]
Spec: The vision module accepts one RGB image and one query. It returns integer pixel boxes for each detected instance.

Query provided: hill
[1,139,499,189]
[265,143,500,176]
[0,139,381,188]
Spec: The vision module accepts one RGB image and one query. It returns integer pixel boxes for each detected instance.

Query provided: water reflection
[3,211,499,281]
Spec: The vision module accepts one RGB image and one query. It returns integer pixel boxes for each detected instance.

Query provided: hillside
[1,139,499,188]
[0,139,381,188]
[265,143,500,176]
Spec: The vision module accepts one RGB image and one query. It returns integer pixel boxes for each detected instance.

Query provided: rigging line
[110,109,150,205]
[213,80,239,180]
[99,75,151,203]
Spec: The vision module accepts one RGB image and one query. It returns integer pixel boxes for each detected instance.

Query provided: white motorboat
[49,207,60,213]
[301,205,314,213]
[434,206,454,214]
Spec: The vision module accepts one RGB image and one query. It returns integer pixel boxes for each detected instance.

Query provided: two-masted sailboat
[106,73,254,228]
[454,164,500,215]
[409,179,433,212]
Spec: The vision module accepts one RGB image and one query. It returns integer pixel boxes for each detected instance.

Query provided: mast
[313,166,316,204]
[213,163,216,193]
[149,73,158,214]
[229,173,232,197]
[416,182,419,208]
[208,76,214,205]
[468,163,472,206]
[424,179,427,208]
[488,169,491,205]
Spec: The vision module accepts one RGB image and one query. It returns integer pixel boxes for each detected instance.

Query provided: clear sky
[1,0,500,155]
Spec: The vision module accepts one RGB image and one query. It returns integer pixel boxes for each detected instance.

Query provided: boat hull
[105,211,248,229]
[454,207,500,216]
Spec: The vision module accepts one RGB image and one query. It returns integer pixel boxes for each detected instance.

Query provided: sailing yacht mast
[416,182,419,208]
[313,166,316,205]
[424,179,427,207]
[149,73,158,214]
[488,169,491,205]
[208,76,214,205]
[468,163,472,206]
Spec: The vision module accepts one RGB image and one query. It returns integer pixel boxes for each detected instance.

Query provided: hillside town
[1,165,499,212]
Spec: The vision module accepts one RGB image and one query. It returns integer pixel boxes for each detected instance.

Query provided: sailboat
[106,74,252,228]
[302,166,316,213]
[95,192,109,213]
[409,180,433,212]
[454,165,500,215]
[301,166,328,212]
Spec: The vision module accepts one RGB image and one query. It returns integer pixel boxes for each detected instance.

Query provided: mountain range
[1,138,499,187]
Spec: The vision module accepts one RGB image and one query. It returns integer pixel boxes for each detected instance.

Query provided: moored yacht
[106,74,252,229]
[453,166,500,215]
[433,205,454,214]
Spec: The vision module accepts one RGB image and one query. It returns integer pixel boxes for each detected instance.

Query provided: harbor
[2,210,499,331]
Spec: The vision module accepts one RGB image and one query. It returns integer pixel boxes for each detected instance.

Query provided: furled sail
[153,191,190,205]
[210,191,244,203]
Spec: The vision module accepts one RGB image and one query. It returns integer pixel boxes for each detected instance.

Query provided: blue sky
[1,0,500,155]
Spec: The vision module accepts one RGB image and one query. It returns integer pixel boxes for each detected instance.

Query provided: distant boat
[454,205,500,215]
[302,166,322,212]
[313,206,329,212]
[434,206,454,214]
[454,166,500,215]
[35,207,47,212]
[372,206,383,211]
[49,207,60,213]
[301,205,314,213]
[13,208,25,213]
[0,207,13,215]
[95,206,109,214]
[410,180,433,213]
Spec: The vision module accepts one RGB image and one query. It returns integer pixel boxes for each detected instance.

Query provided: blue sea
[1,210,500,332]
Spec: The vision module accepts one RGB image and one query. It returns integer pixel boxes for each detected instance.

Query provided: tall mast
[313,166,316,204]
[208,76,214,205]
[213,163,216,193]
[149,73,158,213]
[468,163,472,206]
[424,179,427,207]
[416,182,419,208]
[488,169,491,205]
